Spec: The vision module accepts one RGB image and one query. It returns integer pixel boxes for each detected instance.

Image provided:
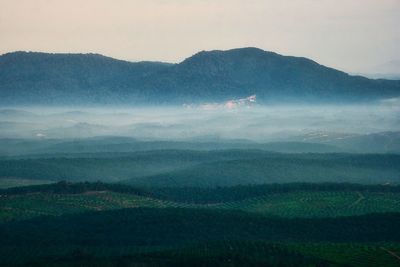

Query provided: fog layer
[1,103,399,142]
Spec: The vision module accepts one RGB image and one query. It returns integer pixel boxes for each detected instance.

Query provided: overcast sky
[0,0,399,73]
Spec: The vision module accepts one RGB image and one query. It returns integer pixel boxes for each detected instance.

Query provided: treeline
[0,181,150,197]
[2,181,400,204]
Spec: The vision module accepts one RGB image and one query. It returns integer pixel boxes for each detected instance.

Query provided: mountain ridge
[1,47,399,105]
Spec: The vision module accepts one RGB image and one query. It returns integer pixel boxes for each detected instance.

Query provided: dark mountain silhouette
[0,48,399,104]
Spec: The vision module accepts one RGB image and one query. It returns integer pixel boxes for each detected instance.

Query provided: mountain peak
[181,47,275,63]
[194,47,269,56]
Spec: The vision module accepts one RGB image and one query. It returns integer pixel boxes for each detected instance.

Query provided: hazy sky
[0,0,399,73]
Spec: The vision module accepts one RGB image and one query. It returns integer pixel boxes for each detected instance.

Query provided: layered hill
[1,47,400,104]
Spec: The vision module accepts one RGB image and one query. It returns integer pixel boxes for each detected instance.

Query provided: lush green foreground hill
[1,150,399,266]
[1,182,400,266]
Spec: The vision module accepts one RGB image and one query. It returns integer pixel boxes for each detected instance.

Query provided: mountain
[0,51,171,104]
[1,48,399,105]
[290,130,400,153]
[358,60,400,79]
[327,131,400,153]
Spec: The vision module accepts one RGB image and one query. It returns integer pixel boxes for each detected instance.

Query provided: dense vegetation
[4,242,400,267]
[2,181,400,266]
[18,241,339,267]
[6,207,398,245]
[1,207,400,266]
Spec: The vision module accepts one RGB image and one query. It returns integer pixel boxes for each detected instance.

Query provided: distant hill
[358,60,400,79]
[1,150,398,186]
[1,48,400,104]
[326,131,400,153]
[1,133,400,156]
